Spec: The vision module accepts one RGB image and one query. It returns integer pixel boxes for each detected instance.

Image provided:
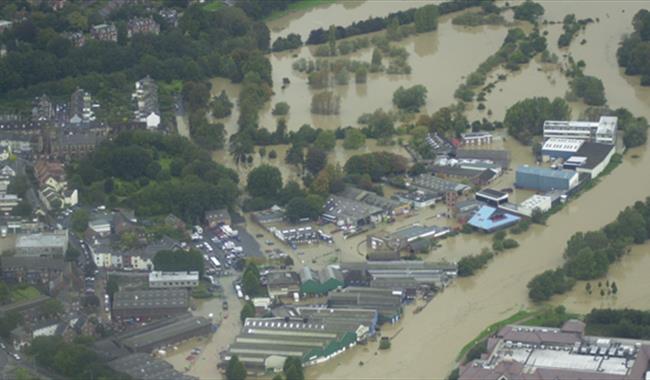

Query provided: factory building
[327,287,403,324]
[459,319,650,380]
[475,189,509,207]
[562,141,616,179]
[541,138,585,160]
[111,289,189,321]
[515,165,579,192]
[467,206,521,233]
[148,271,199,289]
[300,266,344,295]
[226,308,377,373]
[543,116,617,145]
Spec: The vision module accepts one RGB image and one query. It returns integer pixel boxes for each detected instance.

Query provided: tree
[272,102,290,116]
[305,147,327,175]
[7,174,29,197]
[414,4,439,33]
[311,92,340,115]
[343,128,366,149]
[585,282,592,294]
[285,195,323,223]
[514,0,545,23]
[504,97,570,144]
[328,25,337,55]
[285,143,304,168]
[393,85,428,112]
[70,209,90,234]
[242,263,264,297]
[153,249,205,277]
[283,357,304,380]
[313,130,336,151]
[371,48,382,67]
[571,75,607,106]
[240,301,255,322]
[211,90,234,119]
[611,281,618,295]
[226,355,247,380]
[246,164,282,199]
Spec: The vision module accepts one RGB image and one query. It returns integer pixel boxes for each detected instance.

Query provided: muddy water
[188,2,650,379]
[212,13,507,136]
[304,2,650,379]
[267,1,436,41]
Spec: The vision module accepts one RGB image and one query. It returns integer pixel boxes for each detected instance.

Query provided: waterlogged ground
[170,2,650,379]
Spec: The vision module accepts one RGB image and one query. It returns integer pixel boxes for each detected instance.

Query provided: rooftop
[16,230,68,250]
[119,315,210,351]
[467,206,521,231]
[148,271,199,283]
[410,174,470,193]
[112,289,189,311]
[108,353,195,380]
[323,195,383,221]
[476,188,508,201]
[516,165,578,180]
[542,138,585,153]
[571,142,616,170]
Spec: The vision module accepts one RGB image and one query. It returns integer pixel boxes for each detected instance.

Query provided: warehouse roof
[468,206,521,231]
[108,353,195,380]
[16,230,68,250]
[542,138,584,153]
[410,174,470,193]
[120,315,210,351]
[112,289,189,311]
[516,165,577,180]
[476,188,508,201]
[390,224,449,242]
[572,142,615,170]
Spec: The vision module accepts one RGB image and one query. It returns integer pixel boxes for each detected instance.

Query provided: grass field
[203,1,223,12]
[266,0,336,21]
[11,286,41,302]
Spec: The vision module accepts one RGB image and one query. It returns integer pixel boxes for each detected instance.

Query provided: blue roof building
[467,206,521,233]
[515,165,579,192]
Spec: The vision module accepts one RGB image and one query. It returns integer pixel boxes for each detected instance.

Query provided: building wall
[515,170,576,192]
[577,148,615,179]
[112,306,188,321]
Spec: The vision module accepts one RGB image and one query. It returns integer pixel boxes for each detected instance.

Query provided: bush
[458,249,494,277]
[272,102,290,116]
[392,85,428,112]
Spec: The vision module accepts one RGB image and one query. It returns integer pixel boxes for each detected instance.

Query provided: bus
[210,256,221,269]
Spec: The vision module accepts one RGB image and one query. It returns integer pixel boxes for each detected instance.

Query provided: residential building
[265,271,301,299]
[127,17,160,38]
[460,131,493,145]
[0,20,12,32]
[133,76,161,130]
[562,141,616,179]
[15,230,68,258]
[69,88,95,124]
[159,8,179,27]
[543,116,618,145]
[0,256,65,294]
[89,236,182,271]
[111,289,190,321]
[32,94,54,122]
[149,271,199,289]
[108,353,195,380]
[0,194,20,213]
[34,160,66,190]
[459,320,650,380]
[227,309,377,373]
[467,205,521,233]
[299,266,344,295]
[49,130,105,160]
[322,195,384,227]
[515,165,579,192]
[91,23,118,42]
[424,132,455,156]
[205,208,231,227]
[475,188,509,207]
[64,31,85,47]
[409,173,470,195]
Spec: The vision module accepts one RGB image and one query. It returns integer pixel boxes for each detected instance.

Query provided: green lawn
[456,309,531,362]
[11,286,41,302]
[266,0,336,21]
[203,1,223,12]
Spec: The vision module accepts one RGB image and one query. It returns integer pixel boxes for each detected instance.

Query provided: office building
[543,116,617,145]
[148,271,199,289]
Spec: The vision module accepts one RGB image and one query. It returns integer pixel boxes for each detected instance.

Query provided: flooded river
[183,2,650,379]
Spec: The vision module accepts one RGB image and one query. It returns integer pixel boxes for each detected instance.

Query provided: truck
[210,256,221,269]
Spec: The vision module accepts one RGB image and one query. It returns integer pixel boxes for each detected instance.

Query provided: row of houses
[86,17,160,43]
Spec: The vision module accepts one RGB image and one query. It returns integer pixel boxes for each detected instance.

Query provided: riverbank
[265,0,336,22]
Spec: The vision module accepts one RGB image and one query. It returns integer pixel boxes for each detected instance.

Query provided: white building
[0,194,20,213]
[461,132,493,145]
[543,116,617,145]
[149,271,199,288]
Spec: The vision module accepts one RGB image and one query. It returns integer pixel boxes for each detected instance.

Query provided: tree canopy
[344,152,408,181]
[246,164,283,199]
[513,0,544,23]
[392,85,428,112]
[617,9,650,86]
[153,249,205,277]
[504,97,570,144]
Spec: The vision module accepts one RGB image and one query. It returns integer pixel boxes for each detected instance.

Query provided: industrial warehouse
[225,307,378,374]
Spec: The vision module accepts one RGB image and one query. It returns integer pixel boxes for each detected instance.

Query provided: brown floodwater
[178,2,650,379]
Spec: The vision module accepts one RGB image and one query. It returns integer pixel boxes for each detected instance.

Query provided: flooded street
[183,2,650,379]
